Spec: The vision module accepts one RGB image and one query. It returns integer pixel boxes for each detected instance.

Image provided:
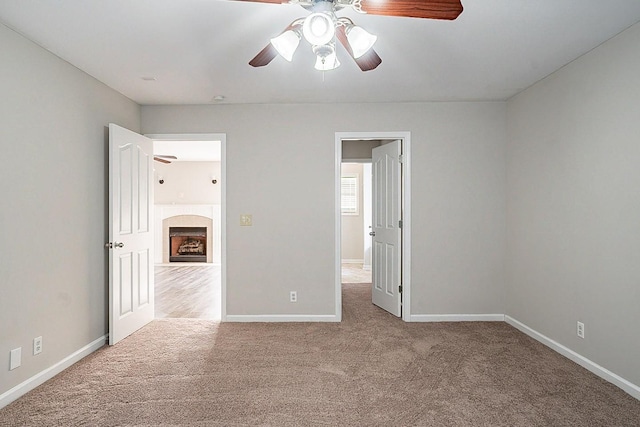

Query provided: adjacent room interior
[151,138,223,321]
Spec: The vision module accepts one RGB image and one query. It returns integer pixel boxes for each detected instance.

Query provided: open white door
[108,124,154,345]
[371,140,402,317]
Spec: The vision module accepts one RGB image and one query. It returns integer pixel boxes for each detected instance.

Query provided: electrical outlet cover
[577,321,585,338]
[10,348,22,370]
[34,336,43,355]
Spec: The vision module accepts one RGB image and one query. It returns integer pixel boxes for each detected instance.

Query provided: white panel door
[108,124,154,345]
[371,140,402,317]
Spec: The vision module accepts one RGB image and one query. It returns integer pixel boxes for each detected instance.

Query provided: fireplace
[169,227,207,263]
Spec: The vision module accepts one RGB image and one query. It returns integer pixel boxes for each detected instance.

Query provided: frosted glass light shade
[270,30,300,62]
[346,26,377,58]
[315,51,340,71]
[303,13,335,46]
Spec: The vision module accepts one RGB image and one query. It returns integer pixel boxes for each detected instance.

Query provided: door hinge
[399,285,403,293]
[399,220,403,229]
[398,154,404,164]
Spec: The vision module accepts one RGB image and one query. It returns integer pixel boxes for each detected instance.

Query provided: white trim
[225,315,340,323]
[0,335,106,409]
[144,133,227,322]
[505,316,640,400]
[334,136,343,322]
[411,314,506,322]
[335,132,412,322]
[341,259,365,264]
[401,134,412,322]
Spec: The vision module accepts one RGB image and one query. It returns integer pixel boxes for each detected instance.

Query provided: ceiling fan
[242,0,464,72]
[154,155,177,164]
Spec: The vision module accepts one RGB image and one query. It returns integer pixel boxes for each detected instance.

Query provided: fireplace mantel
[154,204,221,264]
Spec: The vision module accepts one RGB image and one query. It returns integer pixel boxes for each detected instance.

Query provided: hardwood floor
[154,264,221,320]
[342,262,372,284]
[155,262,368,321]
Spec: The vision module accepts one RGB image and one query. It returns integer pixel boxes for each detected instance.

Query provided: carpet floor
[1,283,639,426]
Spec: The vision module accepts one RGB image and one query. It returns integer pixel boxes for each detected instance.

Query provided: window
[341,174,359,215]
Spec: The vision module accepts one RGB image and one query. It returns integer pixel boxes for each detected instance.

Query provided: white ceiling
[1,1,640,105]
[154,140,221,162]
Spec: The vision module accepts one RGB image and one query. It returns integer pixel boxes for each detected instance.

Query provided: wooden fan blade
[353,48,382,72]
[360,0,463,20]
[155,155,177,160]
[336,25,382,72]
[154,157,171,164]
[249,43,278,67]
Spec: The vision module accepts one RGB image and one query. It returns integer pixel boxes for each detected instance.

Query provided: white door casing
[371,140,402,317]
[108,124,154,345]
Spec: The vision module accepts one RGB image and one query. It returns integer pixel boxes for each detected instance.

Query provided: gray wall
[0,24,140,394]
[506,23,640,385]
[142,102,507,317]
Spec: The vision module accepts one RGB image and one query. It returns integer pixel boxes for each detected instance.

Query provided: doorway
[146,133,227,321]
[341,162,372,285]
[335,132,412,322]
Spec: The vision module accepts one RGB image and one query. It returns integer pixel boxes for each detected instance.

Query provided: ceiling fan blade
[249,43,279,67]
[336,25,382,72]
[359,0,463,20]
[353,48,382,72]
[154,156,172,164]
[155,155,177,159]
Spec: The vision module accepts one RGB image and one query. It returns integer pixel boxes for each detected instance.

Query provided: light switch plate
[240,214,252,226]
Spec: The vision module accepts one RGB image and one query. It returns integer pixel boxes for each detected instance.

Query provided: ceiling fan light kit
[245,0,463,72]
[303,11,336,46]
[314,43,340,70]
[345,25,377,59]
[270,29,301,62]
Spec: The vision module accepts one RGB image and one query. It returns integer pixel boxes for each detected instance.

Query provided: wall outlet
[10,348,21,370]
[33,336,43,355]
[289,291,297,303]
[577,321,585,339]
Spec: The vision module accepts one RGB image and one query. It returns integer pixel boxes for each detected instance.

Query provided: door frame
[334,131,412,322]
[145,133,228,321]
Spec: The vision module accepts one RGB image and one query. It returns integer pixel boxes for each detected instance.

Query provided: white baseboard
[410,314,505,322]
[505,316,640,400]
[225,314,339,323]
[0,335,107,409]
[341,259,364,264]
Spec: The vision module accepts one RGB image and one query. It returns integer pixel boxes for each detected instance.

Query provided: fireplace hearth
[169,227,207,262]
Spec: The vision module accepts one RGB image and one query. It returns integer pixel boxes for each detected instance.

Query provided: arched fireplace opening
[169,227,207,262]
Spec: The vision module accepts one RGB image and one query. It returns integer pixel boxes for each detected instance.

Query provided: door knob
[114,242,124,248]
[369,231,376,237]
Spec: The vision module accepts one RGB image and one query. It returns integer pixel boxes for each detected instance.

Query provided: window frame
[340,173,359,216]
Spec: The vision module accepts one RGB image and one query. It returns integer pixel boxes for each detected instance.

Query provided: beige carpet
[1,283,639,426]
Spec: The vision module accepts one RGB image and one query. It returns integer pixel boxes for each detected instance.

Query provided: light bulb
[303,12,335,46]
